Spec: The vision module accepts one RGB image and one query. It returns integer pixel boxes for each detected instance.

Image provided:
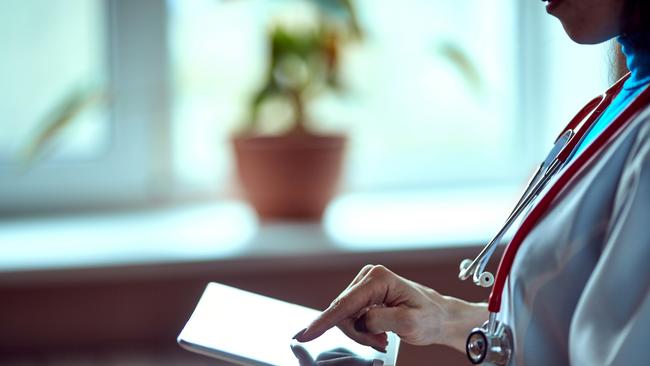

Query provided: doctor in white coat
[294,0,650,365]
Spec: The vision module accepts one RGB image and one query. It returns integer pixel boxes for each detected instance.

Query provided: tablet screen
[178,282,399,366]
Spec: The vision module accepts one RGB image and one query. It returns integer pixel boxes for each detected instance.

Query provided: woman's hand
[294,265,487,353]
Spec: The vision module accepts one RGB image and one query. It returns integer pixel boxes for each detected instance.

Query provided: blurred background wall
[0,0,615,365]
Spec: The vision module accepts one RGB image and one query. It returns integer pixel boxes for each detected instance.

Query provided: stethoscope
[458,73,650,365]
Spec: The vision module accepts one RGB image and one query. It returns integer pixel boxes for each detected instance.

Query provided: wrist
[440,296,488,353]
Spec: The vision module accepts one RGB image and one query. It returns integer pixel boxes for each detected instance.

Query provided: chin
[560,22,618,44]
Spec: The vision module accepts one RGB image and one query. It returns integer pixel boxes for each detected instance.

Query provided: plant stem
[289,89,308,134]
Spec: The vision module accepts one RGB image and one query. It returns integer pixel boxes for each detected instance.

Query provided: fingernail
[354,313,368,333]
[292,328,307,340]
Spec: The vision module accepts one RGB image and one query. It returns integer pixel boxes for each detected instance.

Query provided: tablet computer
[178,282,400,366]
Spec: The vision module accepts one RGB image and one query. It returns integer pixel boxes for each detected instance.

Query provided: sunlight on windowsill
[0,186,519,273]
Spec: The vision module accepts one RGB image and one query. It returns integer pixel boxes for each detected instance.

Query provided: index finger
[297,271,390,342]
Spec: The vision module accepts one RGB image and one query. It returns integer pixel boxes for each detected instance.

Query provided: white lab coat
[500,106,650,365]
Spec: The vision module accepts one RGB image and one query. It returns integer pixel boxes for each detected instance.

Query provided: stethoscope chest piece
[466,318,513,365]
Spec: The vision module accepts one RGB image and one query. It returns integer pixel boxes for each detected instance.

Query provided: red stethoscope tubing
[488,73,650,313]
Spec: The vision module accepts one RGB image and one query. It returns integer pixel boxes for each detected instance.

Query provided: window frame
[0,0,173,214]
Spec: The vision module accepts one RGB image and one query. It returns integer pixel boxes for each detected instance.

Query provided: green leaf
[21,86,106,165]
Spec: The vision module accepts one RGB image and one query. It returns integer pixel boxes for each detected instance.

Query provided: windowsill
[0,186,519,276]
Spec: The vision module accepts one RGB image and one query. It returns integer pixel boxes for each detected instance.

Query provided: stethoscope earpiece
[459,258,495,288]
[459,258,473,272]
[476,272,494,288]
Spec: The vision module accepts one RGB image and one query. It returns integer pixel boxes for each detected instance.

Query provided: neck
[619,33,650,88]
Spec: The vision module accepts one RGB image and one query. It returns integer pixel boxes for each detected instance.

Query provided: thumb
[362,306,415,336]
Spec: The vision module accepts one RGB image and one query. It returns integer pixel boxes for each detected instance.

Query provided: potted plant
[232,0,362,220]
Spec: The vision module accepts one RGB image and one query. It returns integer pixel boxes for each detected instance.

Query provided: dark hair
[623,0,650,33]
[612,0,650,81]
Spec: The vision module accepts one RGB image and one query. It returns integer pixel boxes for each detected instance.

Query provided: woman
[294,0,650,365]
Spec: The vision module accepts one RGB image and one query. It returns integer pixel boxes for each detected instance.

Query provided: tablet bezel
[177,282,400,366]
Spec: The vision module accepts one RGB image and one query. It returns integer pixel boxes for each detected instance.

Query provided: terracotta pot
[232,133,346,220]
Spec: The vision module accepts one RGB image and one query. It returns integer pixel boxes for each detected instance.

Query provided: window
[168,0,611,195]
[169,0,520,192]
[0,0,614,211]
[0,0,108,162]
[0,0,171,213]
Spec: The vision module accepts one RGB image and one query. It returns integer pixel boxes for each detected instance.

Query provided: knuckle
[368,264,389,278]
[360,264,375,273]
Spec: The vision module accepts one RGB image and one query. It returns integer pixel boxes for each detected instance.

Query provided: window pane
[0,0,108,163]
[169,0,519,191]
